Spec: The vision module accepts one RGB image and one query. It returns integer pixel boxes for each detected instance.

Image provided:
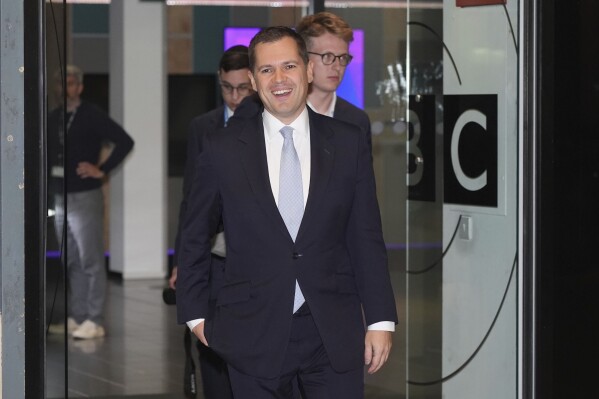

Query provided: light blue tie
[278,126,305,313]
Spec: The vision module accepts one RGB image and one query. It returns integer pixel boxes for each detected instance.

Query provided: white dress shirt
[263,107,311,205]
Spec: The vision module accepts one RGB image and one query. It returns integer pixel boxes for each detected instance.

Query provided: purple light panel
[224,27,364,109]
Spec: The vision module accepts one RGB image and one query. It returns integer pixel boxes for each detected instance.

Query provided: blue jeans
[54,188,106,325]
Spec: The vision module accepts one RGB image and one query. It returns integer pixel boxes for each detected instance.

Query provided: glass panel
[41,3,518,398]
[45,0,68,397]
[56,3,411,397]
[405,1,520,398]
[405,5,443,398]
[323,7,409,397]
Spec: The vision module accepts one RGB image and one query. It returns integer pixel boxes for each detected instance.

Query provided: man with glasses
[171,44,254,399]
[296,12,373,153]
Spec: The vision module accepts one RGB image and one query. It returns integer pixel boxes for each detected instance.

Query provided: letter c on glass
[451,109,487,192]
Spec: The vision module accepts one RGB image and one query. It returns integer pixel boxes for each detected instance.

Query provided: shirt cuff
[189,319,393,331]
[367,321,395,332]
[186,318,204,331]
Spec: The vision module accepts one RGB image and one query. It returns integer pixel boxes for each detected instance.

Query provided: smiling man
[177,27,397,399]
[297,12,373,152]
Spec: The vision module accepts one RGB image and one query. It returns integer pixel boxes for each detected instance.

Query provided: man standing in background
[296,12,373,152]
[170,45,254,399]
[48,64,134,340]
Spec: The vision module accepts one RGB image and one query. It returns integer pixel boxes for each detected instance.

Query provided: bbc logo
[407,94,498,208]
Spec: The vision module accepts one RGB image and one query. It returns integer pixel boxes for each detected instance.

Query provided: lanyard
[66,106,78,132]
[58,106,77,147]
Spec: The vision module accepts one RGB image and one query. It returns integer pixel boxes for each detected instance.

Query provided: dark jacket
[48,101,134,193]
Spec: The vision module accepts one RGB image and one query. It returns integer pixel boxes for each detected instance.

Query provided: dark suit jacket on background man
[332,96,372,152]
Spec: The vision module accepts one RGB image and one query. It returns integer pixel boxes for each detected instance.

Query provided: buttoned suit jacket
[177,105,397,379]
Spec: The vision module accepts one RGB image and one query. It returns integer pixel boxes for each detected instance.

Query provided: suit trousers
[227,304,365,399]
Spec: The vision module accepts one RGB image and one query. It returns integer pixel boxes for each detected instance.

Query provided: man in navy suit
[171,45,254,399]
[296,12,373,152]
[177,27,397,399]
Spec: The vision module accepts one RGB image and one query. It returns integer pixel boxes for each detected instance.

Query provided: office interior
[1,0,598,398]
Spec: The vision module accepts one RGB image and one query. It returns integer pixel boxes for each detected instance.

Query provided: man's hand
[169,266,178,289]
[364,330,392,374]
[193,322,209,347]
[76,162,105,179]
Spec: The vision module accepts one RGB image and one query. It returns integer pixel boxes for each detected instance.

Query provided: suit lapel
[237,118,290,239]
[237,111,336,243]
[297,111,335,242]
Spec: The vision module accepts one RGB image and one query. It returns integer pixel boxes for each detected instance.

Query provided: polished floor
[47,277,191,398]
[45,264,406,399]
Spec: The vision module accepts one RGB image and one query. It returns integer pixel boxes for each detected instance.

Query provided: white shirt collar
[225,105,235,123]
[307,92,337,117]
[263,106,310,141]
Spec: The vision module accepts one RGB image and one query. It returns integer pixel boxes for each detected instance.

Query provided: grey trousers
[54,188,106,325]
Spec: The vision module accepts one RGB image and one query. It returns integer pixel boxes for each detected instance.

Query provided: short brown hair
[219,45,250,72]
[296,12,354,49]
[248,26,309,72]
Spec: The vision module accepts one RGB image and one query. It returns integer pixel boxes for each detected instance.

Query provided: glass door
[37,2,519,397]
[405,1,520,398]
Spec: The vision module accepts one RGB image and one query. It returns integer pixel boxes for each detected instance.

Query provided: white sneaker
[47,317,80,335]
[67,317,80,334]
[47,323,65,334]
[72,320,105,339]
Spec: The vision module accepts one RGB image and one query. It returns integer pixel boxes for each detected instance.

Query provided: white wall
[109,0,167,279]
[442,2,519,398]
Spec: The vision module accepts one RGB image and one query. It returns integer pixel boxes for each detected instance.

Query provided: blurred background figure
[48,64,134,340]
[170,45,254,399]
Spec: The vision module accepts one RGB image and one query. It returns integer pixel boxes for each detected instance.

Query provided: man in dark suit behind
[177,27,397,399]
[297,12,373,152]
[171,44,254,399]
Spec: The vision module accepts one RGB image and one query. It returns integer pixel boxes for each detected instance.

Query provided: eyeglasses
[308,51,353,66]
[220,82,253,96]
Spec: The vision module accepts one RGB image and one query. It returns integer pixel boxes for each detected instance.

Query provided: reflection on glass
[45,0,68,397]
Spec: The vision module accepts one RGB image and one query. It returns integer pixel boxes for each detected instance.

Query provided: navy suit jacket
[174,106,226,266]
[177,106,397,379]
[334,96,373,153]
[174,99,265,263]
